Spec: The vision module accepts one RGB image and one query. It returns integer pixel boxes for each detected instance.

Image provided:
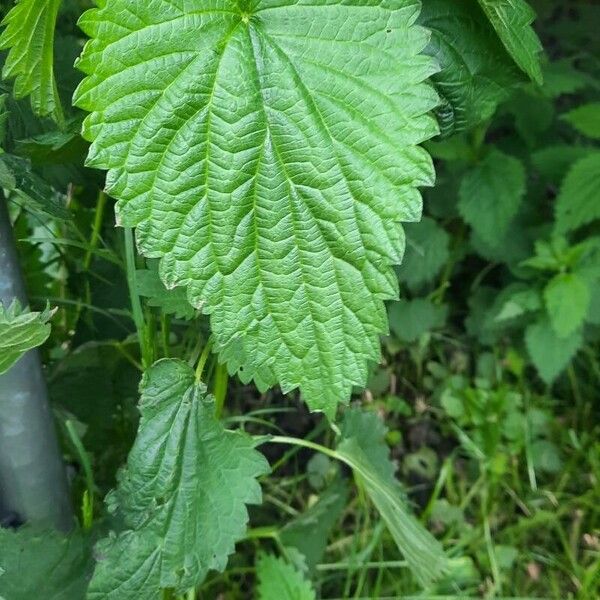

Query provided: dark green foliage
[0,1,598,599]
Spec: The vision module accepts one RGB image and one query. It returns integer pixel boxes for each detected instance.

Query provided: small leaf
[88,359,270,598]
[336,409,447,585]
[0,526,93,600]
[477,0,544,84]
[562,102,600,139]
[0,300,55,374]
[544,273,589,338]
[136,262,195,320]
[525,316,582,384]
[388,297,447,342]
[256,554,315,600]
[459,149,525,247]
[555,153,600,234]
[0,0,64,122]
[73,0,439,416]
[397,217,450,291]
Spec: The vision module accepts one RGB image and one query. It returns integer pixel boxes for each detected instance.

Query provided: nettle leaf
[88,359,269,598]
[0,0,64,122]
[0,300,55,374]
[0,526,93,600]
[561,102,600,140]
[256,554,316,600]
[73,0,438,416]
[336,408,447,585]
[458,149,525,248]
[525,316,582,384]
[555,153,600,234]
[419,0,522,137]
[544,273,589,338]
[477,0,543,84]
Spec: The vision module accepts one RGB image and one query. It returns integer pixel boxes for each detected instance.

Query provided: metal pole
[0,195,72,531]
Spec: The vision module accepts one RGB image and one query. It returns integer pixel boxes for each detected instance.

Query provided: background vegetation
[0,0,599,598]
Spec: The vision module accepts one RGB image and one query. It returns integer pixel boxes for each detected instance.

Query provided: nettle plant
[0,0,552,596]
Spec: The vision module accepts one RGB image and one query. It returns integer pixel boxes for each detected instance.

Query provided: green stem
[195,337,214,382]
[65,420,95,530]
[124,228,152,368]
[213,362,228,418]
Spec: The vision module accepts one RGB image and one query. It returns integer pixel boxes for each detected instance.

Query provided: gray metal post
[0,195,72,531]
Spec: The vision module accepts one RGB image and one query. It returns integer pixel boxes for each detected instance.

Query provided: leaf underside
[88,359,269,598]
[73,0,439,416]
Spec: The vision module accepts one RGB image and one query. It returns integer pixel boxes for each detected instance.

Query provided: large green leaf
[419,0,522,136]
[336,408,447,585]
[0,526,93,600]
[0,300,54,374]
[73,0,438,416]
[554,153,600,234]
[256,554,316,600]
[88,359,270,598]
[0,0,63,122]
[477,0,543,84]
[458,149,525,248]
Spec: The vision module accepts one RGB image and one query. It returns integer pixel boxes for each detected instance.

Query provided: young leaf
[256,554,316,600]
[73,0,439,416]
[88,359,270,598]
[561,102,600,139]
[0,526,93,600]
[544,273,590,338]
[0,0,64,123]
[396,217,450,291]
[477,0,543,84]
[336,408,447,585]
[555,153,600,234]
[0,300,54,374]
[419,0,523,137]
[525,316,582,384]
[459,149,525,248]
